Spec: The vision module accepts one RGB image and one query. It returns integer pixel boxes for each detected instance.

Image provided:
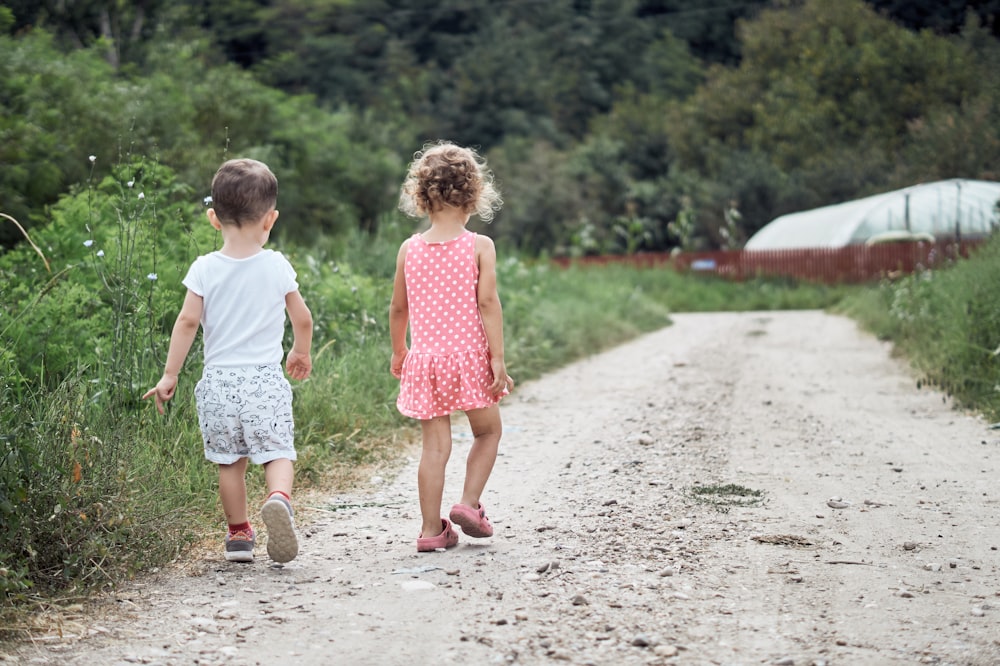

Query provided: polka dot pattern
[397,231,503,419]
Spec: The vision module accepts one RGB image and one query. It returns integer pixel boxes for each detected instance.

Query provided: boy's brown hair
[211,159,278,227]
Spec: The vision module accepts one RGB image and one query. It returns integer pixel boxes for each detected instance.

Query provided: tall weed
[842,236,1000,419]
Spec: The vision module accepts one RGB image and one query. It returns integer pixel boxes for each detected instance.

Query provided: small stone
[571,594,589,606]
[654,645,679,657]
[903,542,917,551]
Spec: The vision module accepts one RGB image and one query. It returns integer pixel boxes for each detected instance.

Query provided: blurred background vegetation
[2,0,1000,628]
[2,0,999,253]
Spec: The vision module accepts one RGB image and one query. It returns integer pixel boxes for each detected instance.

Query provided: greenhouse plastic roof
[745,179,1000,250]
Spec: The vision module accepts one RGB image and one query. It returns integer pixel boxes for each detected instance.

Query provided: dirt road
[6,311,1000,666]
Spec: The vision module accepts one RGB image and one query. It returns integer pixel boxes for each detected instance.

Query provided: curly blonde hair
[398,142,502,222]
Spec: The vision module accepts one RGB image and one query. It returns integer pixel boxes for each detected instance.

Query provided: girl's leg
[218,458,250,525]
[263,458,294,499]
[418,416,453,537]
[458,405,502,509]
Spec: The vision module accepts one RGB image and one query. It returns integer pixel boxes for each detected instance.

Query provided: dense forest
[2,0,999,254]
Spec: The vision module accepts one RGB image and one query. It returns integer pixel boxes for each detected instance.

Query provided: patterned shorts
[194,364,297,465]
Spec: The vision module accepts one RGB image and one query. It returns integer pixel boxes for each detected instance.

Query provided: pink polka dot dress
[397,230,505,420]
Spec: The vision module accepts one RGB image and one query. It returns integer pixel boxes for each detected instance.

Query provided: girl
[389,142,514,553]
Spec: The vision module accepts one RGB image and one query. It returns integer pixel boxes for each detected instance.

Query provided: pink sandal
[449,503,494,538]
[416,518,459,552]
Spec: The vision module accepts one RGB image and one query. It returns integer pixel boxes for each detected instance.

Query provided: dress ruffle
[397,348,505,419]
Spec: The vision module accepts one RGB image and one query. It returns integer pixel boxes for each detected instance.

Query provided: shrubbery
[842,237,1000,420]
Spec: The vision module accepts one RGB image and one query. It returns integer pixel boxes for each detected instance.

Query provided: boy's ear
[207,208,222,230]
[263,209,279,231]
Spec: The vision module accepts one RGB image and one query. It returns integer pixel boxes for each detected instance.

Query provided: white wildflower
[83,239,94,247]
[138,192,145,200]
[127,180,134,188]
[96,250,105,258]
[88,155,96,163]
[147,273,158,281]
[203,196,213,206]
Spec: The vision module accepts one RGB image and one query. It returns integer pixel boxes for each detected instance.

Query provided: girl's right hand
[390,349,408,378]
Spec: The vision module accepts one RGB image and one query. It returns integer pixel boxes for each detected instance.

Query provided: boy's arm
[475,235,513,395]
[142,290,203,414]
[388,240,409,378]
[284,290,313,380]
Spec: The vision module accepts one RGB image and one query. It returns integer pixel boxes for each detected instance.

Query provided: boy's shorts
[194,364,297,465]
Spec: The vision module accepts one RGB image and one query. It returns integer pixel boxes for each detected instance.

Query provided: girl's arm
[284,290,313,380]
[475,235,513,395]
[388,240,410,378]
[142,289,203,413]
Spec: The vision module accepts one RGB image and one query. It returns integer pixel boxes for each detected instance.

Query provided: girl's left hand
[489,358,514,395]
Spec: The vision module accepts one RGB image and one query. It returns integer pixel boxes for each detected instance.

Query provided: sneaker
[224,527,255,563]
[261,495,299,563]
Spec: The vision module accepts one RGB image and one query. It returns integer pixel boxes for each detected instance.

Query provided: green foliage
[0,31,123,245]
[0,160,209,396]
[841,237,1000,420]
[665,0,998,243]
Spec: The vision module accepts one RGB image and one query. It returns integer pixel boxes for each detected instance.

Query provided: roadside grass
[836,235,1000,421]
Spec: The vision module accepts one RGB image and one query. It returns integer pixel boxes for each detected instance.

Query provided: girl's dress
[397,230,504,419]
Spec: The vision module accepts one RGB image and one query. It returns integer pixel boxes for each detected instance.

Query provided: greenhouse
[745,179,1000,250]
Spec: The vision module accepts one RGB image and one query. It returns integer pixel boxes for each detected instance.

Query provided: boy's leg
[263,457,294,499]
[218,458,250,525]
[418,416,453,537]
[459,405,502,508]
[261,457,298,563]
[219,459,255,562]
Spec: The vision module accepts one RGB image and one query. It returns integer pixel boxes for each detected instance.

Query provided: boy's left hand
[286,350,312,380]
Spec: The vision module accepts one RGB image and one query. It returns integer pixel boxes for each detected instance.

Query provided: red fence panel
[552,240,986,285]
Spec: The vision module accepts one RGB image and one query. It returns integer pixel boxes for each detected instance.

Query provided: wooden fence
[551,240,987,284]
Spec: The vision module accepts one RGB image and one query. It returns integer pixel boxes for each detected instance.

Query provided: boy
[143,158,313,564]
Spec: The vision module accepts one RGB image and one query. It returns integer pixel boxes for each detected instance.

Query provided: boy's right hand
[142,375,178,415]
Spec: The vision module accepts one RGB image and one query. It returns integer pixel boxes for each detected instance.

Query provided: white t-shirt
[182,249,299,367]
